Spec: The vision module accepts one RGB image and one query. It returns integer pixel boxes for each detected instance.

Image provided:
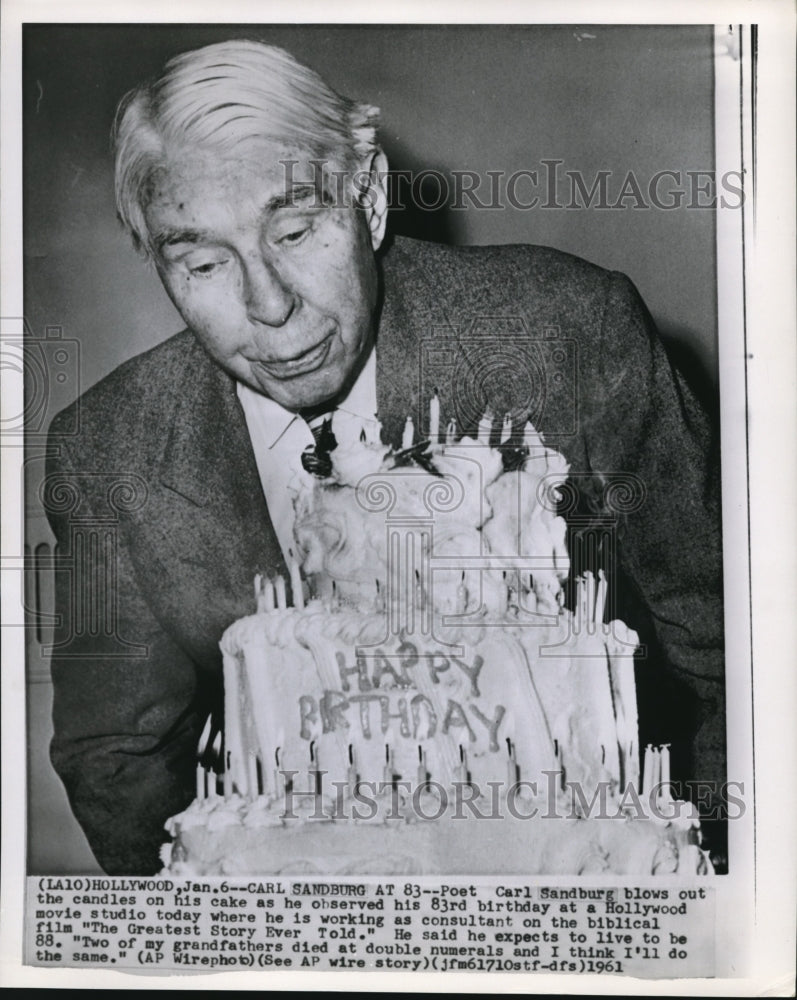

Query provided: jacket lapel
[143,341,286,666]
[375,237,473,445]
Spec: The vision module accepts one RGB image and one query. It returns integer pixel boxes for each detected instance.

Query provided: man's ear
[355,149,389,251]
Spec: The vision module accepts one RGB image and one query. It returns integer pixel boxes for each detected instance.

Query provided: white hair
[113,39,381,255]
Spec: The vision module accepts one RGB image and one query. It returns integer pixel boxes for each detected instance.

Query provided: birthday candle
[582,570,595,635]
[210,732,222,798]
[523,420,544,450]
[247,753,260,800]
[196,715,209,799]
[254,573,262,602]
[429,391,440,444]
[660,744,671,785]
[274,575,287,609]
[659,744,672,806]
[651,747,661,805]
[373,412,383,445]
[196,764,205,802]
[477,409,493,445]
[288,553,304,609]
[455,745,469,784]
[347,745,358,793]
[309,741,320,799]
[416,745,427,789]
[402,415,414,450]
[506,738,517,791]
[383,744,394,786]
[594,569,607,628]
[500,412,512,444]
[263,578,275,612]
[223,749,233,799]
[642,744,654,796]
[446,418,457,445]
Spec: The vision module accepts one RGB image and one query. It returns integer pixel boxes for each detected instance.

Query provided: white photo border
[1,1,795,994]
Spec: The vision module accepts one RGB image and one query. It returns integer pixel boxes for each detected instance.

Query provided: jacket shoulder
[47,330,200,461]
[385,236,614,317]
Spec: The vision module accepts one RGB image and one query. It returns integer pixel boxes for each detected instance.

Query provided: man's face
[144,142,387,411]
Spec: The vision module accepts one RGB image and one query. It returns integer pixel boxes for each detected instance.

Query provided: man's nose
[243,255,296,327]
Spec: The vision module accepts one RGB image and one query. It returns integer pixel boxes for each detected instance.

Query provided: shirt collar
[236,346,378,450]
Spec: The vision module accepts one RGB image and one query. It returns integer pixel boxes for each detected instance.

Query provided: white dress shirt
[236,348,379,564]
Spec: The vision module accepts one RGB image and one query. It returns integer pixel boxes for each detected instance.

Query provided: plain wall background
[24,24,718,397]
[23,23,719,873]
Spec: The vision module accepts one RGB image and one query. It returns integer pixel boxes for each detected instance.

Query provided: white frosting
[165,420,711,877]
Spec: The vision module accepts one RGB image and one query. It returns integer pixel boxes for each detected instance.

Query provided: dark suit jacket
[45,236,724,873]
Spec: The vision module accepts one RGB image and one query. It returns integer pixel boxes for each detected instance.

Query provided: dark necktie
[301,412,337,477]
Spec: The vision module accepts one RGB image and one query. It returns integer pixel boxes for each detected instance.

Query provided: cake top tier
[292,410,572,618]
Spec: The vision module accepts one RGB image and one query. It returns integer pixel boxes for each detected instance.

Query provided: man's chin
[247,368,347,413]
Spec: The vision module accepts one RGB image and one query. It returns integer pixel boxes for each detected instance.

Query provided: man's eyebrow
[154,228,211,253]
[263,182,325,212]
[154,184,326,252]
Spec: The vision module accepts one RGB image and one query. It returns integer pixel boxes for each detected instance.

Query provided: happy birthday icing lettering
[334,644,483,695]
[469,703,506,752]
[300,644,502,747]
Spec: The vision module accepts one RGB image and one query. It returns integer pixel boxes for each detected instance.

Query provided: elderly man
[45,39,724,874]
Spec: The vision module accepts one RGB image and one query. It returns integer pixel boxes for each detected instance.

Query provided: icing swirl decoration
[162,405,712,877]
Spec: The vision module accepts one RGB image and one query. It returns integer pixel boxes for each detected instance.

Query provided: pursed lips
[252,332,334,379]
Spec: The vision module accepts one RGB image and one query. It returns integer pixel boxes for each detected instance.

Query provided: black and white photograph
[2,2,795,992]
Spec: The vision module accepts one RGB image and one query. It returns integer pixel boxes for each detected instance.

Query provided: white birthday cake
[162,407,710,876]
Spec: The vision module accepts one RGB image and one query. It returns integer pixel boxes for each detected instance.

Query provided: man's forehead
[154,141,348,199]
[144,144,353,250]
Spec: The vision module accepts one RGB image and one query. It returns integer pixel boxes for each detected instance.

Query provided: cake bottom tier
[163,811,711,877]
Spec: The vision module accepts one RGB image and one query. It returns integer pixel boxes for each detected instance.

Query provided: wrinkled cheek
[185,325,236,370]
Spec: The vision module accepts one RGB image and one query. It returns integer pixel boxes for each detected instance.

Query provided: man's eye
[188,260,226,277]
[276,225,311,246]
